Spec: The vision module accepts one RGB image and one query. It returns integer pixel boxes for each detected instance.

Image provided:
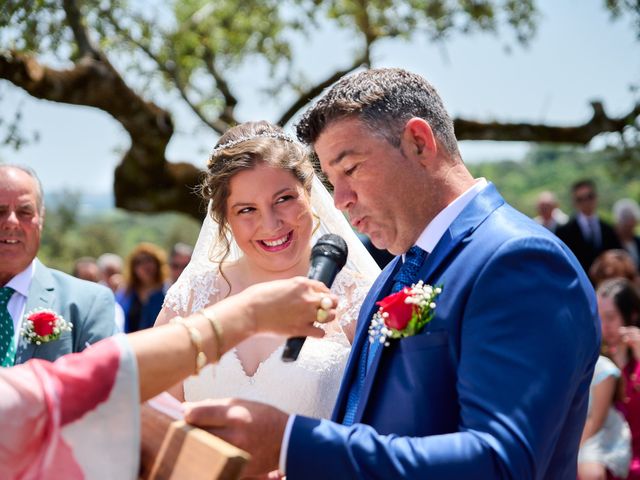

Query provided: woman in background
[577,352,631,480]
[597,277,640,479]
[118,242,168,332]
[590,249,640,288]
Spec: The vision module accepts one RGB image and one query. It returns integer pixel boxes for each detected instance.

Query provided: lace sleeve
[162,269,223,317]
[322,268,374,344]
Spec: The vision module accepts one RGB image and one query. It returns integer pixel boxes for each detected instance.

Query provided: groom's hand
[184,398,288,476]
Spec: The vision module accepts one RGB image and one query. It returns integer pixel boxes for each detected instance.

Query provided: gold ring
[319,296,333,311]
[316,308,329,322]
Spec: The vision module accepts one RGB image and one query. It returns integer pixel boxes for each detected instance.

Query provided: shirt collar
[577,212,597,225]
[5,260,35,297]
[413,178,488,255]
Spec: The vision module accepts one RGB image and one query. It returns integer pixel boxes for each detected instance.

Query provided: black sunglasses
[575,192,596,203]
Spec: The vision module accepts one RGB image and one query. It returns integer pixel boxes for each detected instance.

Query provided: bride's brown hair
[201,121,315,287]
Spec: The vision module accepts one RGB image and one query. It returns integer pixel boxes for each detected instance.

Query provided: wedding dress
[169,267,371,417]
[163,176,380,418]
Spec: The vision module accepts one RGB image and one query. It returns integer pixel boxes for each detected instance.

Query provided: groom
[186,68,600,479]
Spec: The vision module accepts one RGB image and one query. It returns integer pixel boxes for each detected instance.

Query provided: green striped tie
[0,287,16,367]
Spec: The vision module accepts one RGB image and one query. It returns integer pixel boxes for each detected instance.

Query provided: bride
[155,121,379,419]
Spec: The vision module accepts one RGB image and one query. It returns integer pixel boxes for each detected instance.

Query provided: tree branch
[454,101,640,143]
[354,0,377,50]
[277,0,375,127]
[62,0,99,59]
[2,51,637,219]
[166,55,230,135]
[103,11,229,135]
[0,51,205,218]
[277,54,368,126]
[202,50,237,126]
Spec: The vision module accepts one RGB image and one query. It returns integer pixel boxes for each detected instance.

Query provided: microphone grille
[311,234,348,269]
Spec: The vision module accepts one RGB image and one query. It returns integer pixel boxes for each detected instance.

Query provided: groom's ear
[402,118,438,167]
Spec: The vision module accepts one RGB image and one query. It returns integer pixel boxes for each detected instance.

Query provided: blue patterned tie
[0,287,16,367]
[342,246,427,426]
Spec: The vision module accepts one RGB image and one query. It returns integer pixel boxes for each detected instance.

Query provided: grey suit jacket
[14,259,117,364]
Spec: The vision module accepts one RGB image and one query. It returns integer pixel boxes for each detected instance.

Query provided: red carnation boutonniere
[368,281,442,347]
[21,309,72,345]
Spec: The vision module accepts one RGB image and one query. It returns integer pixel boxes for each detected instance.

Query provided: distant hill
[45,190,114,216]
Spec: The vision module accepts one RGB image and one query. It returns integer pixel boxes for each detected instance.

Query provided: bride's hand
[202,277,338,340]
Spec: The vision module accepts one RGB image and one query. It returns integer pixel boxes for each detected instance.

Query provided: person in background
[597,278,640,479]
[556,179,621,274]
[533,190,568,234]
[0,164,116,366]
[75,256,126,332]
[97,252,124,293]
[589,249,640,288]
[614,198,640,271]
[166,242,193,288]
[72,256,100,283]
[117,243,168,333]
[578,357,631,479]
[578,355,631,480]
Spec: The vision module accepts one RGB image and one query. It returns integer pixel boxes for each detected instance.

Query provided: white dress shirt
[4,260,35,349]
[278,178,489,473]
[577,213,601,247]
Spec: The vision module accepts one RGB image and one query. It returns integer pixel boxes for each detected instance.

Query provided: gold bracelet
[199,309,223,363]
[170,316,207,375]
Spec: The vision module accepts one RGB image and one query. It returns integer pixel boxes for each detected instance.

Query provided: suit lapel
[331,257,401,421]
[14,260,56,363]
[353,183,505,422]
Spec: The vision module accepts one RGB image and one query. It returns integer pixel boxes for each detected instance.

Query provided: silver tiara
[209,131,296,159]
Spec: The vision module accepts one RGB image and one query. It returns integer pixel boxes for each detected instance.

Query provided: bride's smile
[257,231,293,251]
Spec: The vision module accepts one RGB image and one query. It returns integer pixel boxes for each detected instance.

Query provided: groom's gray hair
[296,68,460,158]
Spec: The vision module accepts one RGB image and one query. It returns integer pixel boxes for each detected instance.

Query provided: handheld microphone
[281,234,348,362]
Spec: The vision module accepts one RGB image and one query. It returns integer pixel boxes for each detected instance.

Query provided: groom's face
[315,117,427,255]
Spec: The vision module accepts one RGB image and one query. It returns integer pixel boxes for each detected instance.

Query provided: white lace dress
[164,268,372,419]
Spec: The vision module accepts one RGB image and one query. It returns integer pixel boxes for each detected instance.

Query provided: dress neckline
[231,344,284,379]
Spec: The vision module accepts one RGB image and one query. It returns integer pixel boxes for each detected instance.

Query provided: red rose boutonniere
[369,281,442,347]
[21,309,72,345]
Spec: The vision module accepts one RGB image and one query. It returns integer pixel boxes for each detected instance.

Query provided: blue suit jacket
[287,184,600,479]
[14,259,117,364]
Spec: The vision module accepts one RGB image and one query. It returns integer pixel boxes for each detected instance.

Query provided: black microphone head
[311,234,348,270]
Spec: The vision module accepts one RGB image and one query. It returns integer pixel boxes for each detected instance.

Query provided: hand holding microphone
[282,234,349,362]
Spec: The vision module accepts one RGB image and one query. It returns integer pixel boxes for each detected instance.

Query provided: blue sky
[1,0,638,196]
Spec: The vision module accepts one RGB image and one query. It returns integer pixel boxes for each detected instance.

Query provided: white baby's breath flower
[368,281,443,347]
